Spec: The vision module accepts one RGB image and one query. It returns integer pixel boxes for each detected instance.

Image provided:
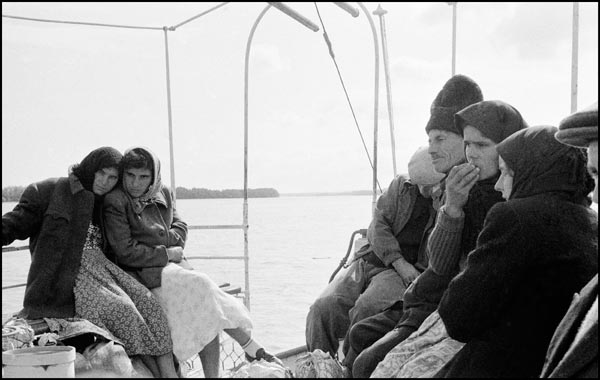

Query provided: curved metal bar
[243,4,272,310]
[356,2,380,216]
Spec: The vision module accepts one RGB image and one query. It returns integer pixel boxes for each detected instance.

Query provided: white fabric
[151,263,253,360]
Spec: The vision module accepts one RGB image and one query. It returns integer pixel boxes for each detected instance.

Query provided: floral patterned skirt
[151,263,254,361]
[74,248,173,356]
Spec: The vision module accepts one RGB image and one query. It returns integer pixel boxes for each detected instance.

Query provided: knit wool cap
[425,74,483,135]
[72,146,123,192]
[555,101,598,148]
[408,146,445,186]
[455,100,529,144]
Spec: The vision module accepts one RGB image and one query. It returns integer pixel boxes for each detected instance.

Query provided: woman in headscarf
[2,147,178,378]
[103,146,281,378]
[434,125,598,377]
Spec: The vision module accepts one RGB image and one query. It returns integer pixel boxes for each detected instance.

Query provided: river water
[2,195,373,353]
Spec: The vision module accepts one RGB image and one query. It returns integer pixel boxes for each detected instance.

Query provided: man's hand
[392,258,420,287]
[166,246,184,263]
[444,163,479,217]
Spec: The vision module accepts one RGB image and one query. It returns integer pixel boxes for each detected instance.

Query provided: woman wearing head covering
[103,146,281,378]
[435,126,598,377]
[2,147,178,377]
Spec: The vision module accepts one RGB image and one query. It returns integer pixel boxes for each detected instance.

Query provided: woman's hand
[166,246,184,263]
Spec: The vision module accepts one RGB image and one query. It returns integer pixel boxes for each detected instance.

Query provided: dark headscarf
[71,146,123,225]
[496,125,594,204]
[455,100,529,143]
[72,146,123,192]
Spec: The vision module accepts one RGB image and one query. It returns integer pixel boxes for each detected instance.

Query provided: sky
[2,2,598,193]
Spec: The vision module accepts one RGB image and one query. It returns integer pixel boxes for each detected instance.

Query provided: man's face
[427,129,465,174]
[588,140,598,205]
[92,167,119,196]
[463,125,499,181]
[124,167,152,198]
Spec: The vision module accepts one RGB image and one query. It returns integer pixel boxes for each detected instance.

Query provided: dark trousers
[342,303,403,368]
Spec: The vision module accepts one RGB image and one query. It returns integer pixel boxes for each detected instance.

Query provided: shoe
[245,348,284,366]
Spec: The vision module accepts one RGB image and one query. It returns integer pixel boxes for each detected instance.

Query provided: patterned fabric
[82,223,103,251]
[371,311,464,378]
[151,263,254,361]
[74,223,173,356]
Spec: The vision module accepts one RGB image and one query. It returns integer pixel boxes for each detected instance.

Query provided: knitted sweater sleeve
[427,206,464,275]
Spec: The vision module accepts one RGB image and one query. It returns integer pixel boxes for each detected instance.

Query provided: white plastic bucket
[2,346,76,378]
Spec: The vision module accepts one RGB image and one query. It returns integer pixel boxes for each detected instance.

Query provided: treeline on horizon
[2,186,279,202]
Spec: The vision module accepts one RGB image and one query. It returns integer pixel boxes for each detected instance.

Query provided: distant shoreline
[280,190,373,197]
[2,186,376,202]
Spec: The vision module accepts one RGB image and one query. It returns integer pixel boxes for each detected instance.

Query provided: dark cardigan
[436,194,598,377]
[2,174,97,319]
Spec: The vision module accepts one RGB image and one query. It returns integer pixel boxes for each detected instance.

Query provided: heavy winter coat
[436,126,598,378]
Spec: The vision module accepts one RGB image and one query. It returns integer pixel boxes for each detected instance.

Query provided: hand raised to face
[444,163,480,217]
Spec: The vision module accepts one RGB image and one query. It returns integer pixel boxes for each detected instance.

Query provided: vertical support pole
[357,2,380,217]
[451,3,457,76]
[163,27,177,206]
[571,2,579,113]
[374,4,397,178]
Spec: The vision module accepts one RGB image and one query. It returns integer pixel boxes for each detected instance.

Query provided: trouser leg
[342,304,402,368]
[352,326,416,378]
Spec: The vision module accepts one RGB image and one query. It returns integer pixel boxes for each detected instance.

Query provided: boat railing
[1,222,248,292]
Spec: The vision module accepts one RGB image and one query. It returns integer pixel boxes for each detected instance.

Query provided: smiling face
[427,129,465,174]
[494,156,514,200]
[124,167,152,198]
[92,167,119,196]
[463,125,500,181]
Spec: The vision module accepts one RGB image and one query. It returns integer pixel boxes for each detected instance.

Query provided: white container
[2,346,76,378]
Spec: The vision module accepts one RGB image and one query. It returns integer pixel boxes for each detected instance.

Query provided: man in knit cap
[346,75,489,376]
[305,145,444,362]
[541,101,598,378]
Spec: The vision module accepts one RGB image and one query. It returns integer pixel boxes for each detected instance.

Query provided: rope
[170,2,229,30]
[2,3,229,32]
[313,3,382,193]
[1,14,163,30]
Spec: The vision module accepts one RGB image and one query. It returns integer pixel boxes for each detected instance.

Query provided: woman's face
[124,167,152,198]
[494,156,514,200]
[93,167,119,196]
[589,140,598,204]
[463,125,499,181]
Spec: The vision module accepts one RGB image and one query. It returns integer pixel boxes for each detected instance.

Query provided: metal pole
[373,4,397,178]
[357,2,380,217]
[244,3,318,309]
[451,3,457,76]
[163,27,177,206]
[243,5,271,310]
[571,2,579,113]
